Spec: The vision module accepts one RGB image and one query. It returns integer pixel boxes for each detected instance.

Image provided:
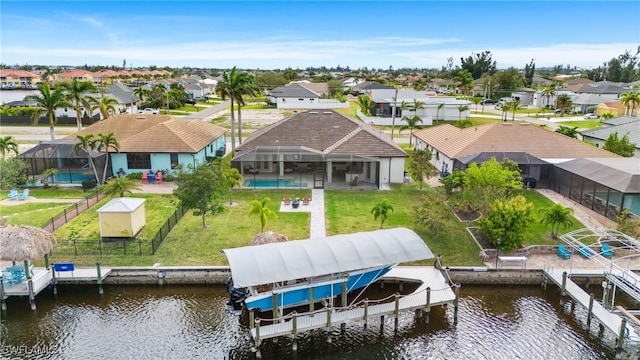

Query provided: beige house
[97,197,146,238]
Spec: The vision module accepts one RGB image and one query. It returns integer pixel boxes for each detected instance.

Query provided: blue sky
[1,1,639,70]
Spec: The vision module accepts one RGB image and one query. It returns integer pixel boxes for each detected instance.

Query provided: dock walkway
[543,267,640,343]
[250,266,456,341]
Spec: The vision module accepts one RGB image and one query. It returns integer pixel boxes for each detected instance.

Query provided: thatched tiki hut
[0,225,57,282]
[249,231,288,246]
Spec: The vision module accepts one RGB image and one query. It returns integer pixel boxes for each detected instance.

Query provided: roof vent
[309,111,318,114]
[136,116,146,120]
[323,111,332,114]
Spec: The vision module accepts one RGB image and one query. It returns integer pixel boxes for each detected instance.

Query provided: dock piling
[587,294,595,328]
[0,276,6,311]
[51,265,58,295]
[425,287,431,323]
[292,312,298,351]
[561,271,567,297]
[96,262,103,295]
[326,307,332,343]
[363,300,369,330]
[453,283,461,323]
[394,293,400,331]
[617,318,627,351]
[27,279,36,310]
[309,287,314,317]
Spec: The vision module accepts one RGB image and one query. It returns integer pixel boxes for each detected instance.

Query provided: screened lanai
[19,139,109,184]
[231,146,381,189]
[549,158,640,220]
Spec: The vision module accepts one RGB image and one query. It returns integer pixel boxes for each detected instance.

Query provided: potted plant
[292,197,300,209]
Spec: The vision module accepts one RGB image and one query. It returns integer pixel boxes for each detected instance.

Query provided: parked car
[555,108,573,114]
[583,113,599,119]
[138,108,158,114]
[185,99,196,105]
[480,99,496,105]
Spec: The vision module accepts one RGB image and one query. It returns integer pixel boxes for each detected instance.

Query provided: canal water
[0,285,620,359]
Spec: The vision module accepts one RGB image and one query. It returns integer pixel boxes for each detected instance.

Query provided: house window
[170,153,179,168]
[127,153,151,169]
[298,99,304,101]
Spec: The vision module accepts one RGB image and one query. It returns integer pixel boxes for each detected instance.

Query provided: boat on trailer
[222,227,433,314]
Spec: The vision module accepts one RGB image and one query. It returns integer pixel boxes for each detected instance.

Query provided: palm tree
[540,203,574,239]
[357,95,372,115]
[457,104,469,120]
[0,136,19,159]
[24,82,69,141]
[600,112,614,121]
[100,176,141,198]
[541,86,556,109]
[555,125,579,139]
[58,79,98,131]
[400,100,424,148]
[90,94,119,119]
[248,197,277,232]
[216,67,256,152]
[371,199,393,229]
[510,99,521,121]
[435,103,445,122]
[555,94,572,117]
[93,132,120,184]
[470,97,482,112]
[133,86,146,102]
[73,134,100,184]
[223,167,243,205]
[620,91,639,116]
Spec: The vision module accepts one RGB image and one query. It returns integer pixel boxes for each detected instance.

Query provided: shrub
[126,172,143,180]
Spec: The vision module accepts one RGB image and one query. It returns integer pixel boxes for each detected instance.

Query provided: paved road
[182,100,230,120]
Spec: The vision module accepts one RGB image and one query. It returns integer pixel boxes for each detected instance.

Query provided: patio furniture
[292,198,300,209]
[141,172,148,184]
[557,244,572,259]
[245,165,259,175]
[148,173,156,184]
[601,243,614,258]
[1,270,18,286]
[302,193,310,205]
[350,175,359,186]
[579,245,592,258]
[283,193,291,206]
[156,172,163,184]
[19,188,29,200]
[8,189,18,200]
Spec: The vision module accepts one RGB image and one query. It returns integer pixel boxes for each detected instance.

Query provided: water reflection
[0,285,616,359]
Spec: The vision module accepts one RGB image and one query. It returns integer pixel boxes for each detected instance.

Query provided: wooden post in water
[617,318,627,352]
[561,271,567,297]
[249,310,255,330]
[326,307,332,344]
[51,264,58,295]
[453,283,461,323]
[341,281,348,333]
[587,294,595,328]
[363,299,369,330]
[272,293,278,324]
[394,293,400,331]
[254,318,262,359]
[602,280,609,310]
[96,262,103,295]
[425,287,431,323]
[44,254,50,270]
[0,276,6,311]
[27,279,36,310]
[292,312,298,351]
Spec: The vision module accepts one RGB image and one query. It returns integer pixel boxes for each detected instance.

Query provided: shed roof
[222,227,433,288]
[97,197,146,213]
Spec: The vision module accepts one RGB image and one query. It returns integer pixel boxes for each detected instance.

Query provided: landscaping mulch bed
[453,209,482,222]
[468,227,494,249]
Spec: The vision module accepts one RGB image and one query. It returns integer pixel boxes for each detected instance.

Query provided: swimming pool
[244,179,308,188]
[53,171,95,183]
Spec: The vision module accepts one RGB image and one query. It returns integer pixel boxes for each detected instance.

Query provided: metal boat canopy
[222,227,433,288]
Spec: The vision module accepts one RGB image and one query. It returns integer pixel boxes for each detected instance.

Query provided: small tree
[461,158,523,214]
[357,95,372,115]
[0,136,19,160]
[371,199,394,229]
[441,170,465,195]
[0,158,27,189]
[603,131,636,157]
[100,176,141,198]
[540,203,574,239]
[42,168,59,185]
[73,134,101,184]
[478,195,534,252]
[248,197,277,232]
[173,161,227,227]
[408,148,437,190]
[617,209,640,239]
[413,190,449,236]
[223,166,243,205]
[555,125,579,139]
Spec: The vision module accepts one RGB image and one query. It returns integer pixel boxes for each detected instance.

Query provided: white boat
[222,227,433,313]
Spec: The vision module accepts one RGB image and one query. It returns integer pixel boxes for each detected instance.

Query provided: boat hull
[245,265,394,312]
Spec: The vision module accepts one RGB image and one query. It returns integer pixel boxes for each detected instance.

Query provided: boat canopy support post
[325,307,332,344]
[587,294,595,328]
[292,312,298,352]
[424,286,431,323]
[254,318,262,359]
[453,283,461,324]
[272,293,278,324]
[363,299,369,330]
[394,293,400,331]
[309,287,314,317]
[0,276,6,311]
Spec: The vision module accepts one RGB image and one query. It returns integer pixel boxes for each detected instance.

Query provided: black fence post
[75,202,79,215]
[123,238,126,256]
[159,228,163,242]
[64,208,68,222]
[74,239,78,256]
[99,238,102,255]
[50,217,55,231]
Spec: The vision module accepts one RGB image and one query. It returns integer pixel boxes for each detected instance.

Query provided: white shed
[97,197,146,238]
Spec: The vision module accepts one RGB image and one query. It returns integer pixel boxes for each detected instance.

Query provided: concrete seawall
[60,266,603,287]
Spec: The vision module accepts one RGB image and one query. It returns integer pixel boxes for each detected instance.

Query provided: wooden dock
[543,267,640,345]
[250,266,456,344]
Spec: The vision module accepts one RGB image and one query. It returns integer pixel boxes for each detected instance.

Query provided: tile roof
[412,122,619,159]
[0,69,40,78]
[237,110,407,158]
[601,116,639,126]
[298,82,329,96]
[269,83,319,98]
[71,114,227,153]
[581,119,640,145]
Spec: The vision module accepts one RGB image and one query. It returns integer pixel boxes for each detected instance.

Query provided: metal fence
[41,191,106,231]
[51,206,186,256]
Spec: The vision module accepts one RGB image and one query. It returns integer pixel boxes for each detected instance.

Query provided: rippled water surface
[0,285,618,359]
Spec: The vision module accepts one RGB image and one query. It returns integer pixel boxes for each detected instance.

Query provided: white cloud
[78,17,103,28]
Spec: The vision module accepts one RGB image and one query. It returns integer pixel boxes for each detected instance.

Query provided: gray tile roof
[269,83,320,98]
[581,118,640,145]
[106,83,135,104]
[236,110,407,158]
[602,116,639,126]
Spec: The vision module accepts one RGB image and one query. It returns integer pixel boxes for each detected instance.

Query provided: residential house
[581,116,640,158]
[532,76,553,87]
[268,83,347,109]
[57,69,95,84]
[597,101,626,117]
[0,69,41,89]
[74,114,228,175]
[350,81,395,95]
[412,122,618,183]
[232,109,408,187]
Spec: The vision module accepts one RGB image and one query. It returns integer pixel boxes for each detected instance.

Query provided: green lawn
[1,202,70,227]
[557,120,603,129]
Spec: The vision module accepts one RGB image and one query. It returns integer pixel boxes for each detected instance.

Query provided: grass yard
[557,120,603,130]
[518,190,584,245]
[1,188,93,200]
[1,202,70,227]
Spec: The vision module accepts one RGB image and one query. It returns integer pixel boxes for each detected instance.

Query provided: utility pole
[390,88,398,140]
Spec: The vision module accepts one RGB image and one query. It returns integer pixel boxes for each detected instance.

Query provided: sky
[1,1,639,70]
